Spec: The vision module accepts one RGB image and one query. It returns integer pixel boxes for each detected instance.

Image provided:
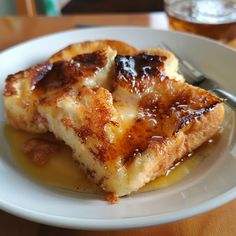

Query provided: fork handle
[212,88,236,111]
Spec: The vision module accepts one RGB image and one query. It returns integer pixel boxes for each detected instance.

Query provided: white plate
[0,27,235,230]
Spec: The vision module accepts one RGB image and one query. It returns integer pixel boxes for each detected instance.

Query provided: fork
[161,42,236,111]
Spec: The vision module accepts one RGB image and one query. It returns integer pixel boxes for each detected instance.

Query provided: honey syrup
[5,125,220,195]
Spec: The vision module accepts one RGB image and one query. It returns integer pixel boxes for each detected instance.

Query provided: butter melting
[5,125,219,195]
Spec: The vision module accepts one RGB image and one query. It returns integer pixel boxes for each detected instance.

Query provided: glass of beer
[164,0,236,42]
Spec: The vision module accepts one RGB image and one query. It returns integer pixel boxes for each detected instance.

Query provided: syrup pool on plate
[5,125,222,195]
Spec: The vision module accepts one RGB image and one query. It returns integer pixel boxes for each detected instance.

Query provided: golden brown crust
[101,40,138,55]
[48,40,138,63]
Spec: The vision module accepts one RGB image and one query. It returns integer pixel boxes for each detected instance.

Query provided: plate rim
[1,188,236,230]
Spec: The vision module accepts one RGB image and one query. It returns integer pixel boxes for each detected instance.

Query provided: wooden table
[1,13,236,236]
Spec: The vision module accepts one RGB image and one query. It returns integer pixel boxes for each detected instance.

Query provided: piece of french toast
[3,40,224,197]
[3,40,124,133]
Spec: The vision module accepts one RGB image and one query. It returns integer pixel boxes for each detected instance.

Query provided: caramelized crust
[114,53,167,93]
[35,50,108,91]
[73,50,107,75]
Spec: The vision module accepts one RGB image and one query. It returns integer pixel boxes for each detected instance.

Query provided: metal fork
[161,42,236,111]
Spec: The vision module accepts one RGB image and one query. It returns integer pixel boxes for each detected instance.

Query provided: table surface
[0,13,236,236]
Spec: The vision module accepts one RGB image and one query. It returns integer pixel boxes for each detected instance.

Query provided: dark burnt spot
[31,63,53,90]
[114,53,167,93]
[73,50,107,75]
[115,53,166,78]
[32,51,107,91]
[34,61,81,90]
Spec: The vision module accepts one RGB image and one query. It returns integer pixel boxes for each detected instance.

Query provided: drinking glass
[164,0,236,42]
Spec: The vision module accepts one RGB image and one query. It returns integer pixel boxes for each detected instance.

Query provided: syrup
[5,125,220,195]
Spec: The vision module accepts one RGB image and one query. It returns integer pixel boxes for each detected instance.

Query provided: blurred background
[0,1,235,46]
[0,0,164,16]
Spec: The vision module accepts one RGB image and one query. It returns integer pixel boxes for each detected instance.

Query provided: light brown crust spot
[76,125,93,143]
[3,74,18,96]
[78,87,113,141]
[105,193,119,204]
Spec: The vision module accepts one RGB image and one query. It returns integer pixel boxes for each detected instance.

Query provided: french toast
[3,40,224,197]
[3,40,121,133]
